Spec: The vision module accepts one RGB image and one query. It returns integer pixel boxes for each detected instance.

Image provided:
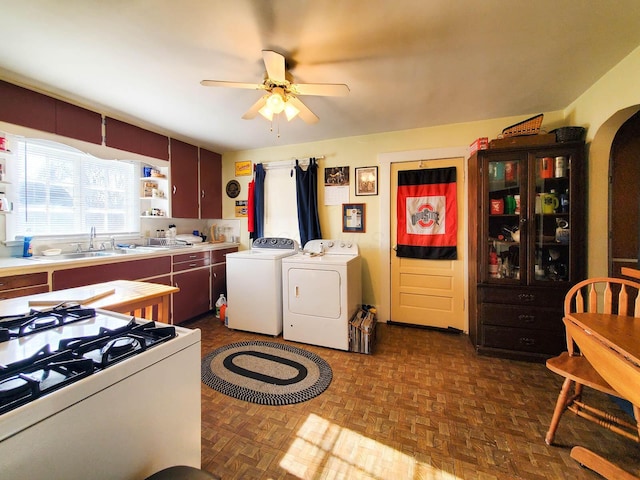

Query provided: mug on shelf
[505,195,516,214]
[541,193,559,214]
[539,157,554,179]
[555,219,570,244]
[490,198,504,215]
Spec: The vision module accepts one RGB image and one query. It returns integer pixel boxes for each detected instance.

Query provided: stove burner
[28,316,59,330]
[0,375,35,401]
[101,336,140,355]
[0,347,94,414]
[0,313,177,415]
[0,305,96,342]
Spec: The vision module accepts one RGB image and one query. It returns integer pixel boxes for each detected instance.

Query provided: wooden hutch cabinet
[468,141,586,361]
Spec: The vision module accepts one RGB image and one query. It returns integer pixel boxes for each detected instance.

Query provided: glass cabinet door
[485,157,524,283]
[532,153,571,283]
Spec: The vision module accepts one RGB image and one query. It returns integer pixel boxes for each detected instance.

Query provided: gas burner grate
[0,305,96,342]
[0,346,94,414]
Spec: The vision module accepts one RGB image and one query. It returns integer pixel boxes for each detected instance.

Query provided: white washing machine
[282,239,362,350]
[226,237,299,336]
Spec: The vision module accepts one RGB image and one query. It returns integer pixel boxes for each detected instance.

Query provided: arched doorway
[610,110,640,276]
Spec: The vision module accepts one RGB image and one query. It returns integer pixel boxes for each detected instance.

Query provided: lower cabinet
[171,251,211,325]
[477,285,566,361]
[0,272,49,300]
[52,257,172,290]
[210,247,236,309]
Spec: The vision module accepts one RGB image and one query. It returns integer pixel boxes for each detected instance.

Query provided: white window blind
[7,138,139,240]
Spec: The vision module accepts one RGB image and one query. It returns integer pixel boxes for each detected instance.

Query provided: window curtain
[295,158,322,247]
[250,163,266,240]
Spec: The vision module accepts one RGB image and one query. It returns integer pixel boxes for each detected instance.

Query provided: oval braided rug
[201,340,333,405]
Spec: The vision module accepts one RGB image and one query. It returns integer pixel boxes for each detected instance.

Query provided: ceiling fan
[201,50,349,124]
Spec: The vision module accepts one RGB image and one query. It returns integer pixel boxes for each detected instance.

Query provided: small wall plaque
[226,180,240,198]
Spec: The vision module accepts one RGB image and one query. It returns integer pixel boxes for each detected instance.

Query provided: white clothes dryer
[226,237,299,336]
[282,239,361,350]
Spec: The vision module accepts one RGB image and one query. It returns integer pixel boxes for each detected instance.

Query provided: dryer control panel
[251,237,299,251]
[303,239,359,255]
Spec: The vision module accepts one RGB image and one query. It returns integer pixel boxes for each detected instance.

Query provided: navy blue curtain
[295,158,322,247]
[251,163,266,240]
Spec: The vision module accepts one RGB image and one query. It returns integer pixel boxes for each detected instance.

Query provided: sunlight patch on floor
[279,413,460,479]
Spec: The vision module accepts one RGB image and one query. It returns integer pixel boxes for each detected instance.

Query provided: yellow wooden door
[391,158,466,331]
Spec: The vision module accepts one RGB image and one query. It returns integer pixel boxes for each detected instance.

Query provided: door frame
[377,146,469,327]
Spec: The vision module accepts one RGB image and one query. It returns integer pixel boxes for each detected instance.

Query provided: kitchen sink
[29,249,131,261]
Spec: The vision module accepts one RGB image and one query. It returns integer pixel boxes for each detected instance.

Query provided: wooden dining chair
[545,277,640,446]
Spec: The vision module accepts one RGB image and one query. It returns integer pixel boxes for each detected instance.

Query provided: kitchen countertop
[0,279,179,322]
[0,242,239,276]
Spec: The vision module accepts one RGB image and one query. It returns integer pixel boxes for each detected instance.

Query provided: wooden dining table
[0,280,179,324]
[564,310,640,480]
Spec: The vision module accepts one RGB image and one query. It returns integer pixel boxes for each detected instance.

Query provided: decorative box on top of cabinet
[468,141,586,362]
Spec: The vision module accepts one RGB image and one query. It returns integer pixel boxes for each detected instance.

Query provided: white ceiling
[1,0,639,153]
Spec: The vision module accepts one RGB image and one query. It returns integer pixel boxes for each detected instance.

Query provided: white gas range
[0,304,202,479]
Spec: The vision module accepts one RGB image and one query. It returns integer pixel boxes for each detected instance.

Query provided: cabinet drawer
[480,304,564,331]
[211,247,237,264]
[173,258,210,272]
[172,251,208,265]
[479,286,566,307]
[0,272,48,291]
[481,325,565,355]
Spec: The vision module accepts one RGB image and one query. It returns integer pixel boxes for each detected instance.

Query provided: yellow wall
[222,111,567,313]
[222,45,640,314]
[565,45,640,277]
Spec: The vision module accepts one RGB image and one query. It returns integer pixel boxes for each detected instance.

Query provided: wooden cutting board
[27,288,116,307]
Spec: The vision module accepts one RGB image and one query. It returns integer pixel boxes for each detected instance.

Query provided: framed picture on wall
[355,166,378,196]
[342,203,365,233]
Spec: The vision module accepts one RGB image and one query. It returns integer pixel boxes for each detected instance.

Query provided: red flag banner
[396,167,457,259]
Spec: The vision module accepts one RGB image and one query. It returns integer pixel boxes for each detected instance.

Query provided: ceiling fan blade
[288,97,319,124]
[241,96,268,119]
[292,83,350,97]
[200,80,262,90]
[262,50,286,83]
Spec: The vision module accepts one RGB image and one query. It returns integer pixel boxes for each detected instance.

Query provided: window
[7,138,139,240]
[263,165,300,244]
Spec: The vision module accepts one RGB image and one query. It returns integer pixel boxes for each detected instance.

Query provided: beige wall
[222,112,568,318]
[565,45,640,277]
[222,45,640,319]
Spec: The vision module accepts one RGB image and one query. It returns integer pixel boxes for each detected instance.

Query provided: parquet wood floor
[187,315,640,479]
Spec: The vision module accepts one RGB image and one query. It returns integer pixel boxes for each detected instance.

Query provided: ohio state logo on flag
[397,167,457,260]
[406,195,446,234]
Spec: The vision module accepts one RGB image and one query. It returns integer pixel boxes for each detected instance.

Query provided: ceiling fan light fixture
[258,104,274,121]
[266,87,285,114]
[284,102,300,121]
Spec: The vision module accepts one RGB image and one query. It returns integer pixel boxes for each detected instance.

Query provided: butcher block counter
[0,280,178,324]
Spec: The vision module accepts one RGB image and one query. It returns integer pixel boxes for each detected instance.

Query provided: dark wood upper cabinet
[0,80,102,144]
[55,101,102,144]
[170,139,199,218]
[0,80,56,133]
[199,148,222,219]
[105,117,169,160]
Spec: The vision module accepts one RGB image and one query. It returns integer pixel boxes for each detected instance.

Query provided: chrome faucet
[89,226,96,250]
